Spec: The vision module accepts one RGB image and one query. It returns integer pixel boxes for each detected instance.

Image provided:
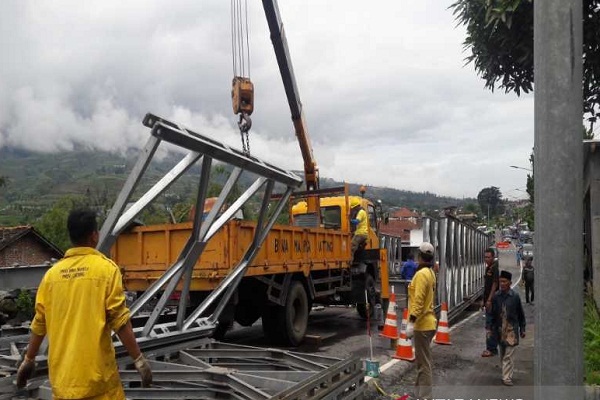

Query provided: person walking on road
[481,248,499,357]
[405,242,437,400]
[521,256,535,304]
[401,253,418,281]
[349,197,368,262]
[16,208,152,399]
[487,270,526,386]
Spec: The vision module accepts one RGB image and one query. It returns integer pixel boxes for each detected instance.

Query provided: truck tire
[261,280,309,346]
[261,305,280,342]
[278,280,309,346]
[235,303,262,326]
[356,273,376,319]
[212,320,233,340]
[212,304,235,340]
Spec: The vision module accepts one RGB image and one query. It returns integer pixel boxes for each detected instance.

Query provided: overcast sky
[0,1,534,200]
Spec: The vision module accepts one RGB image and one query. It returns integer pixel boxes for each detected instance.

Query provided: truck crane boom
[262,1,320,211]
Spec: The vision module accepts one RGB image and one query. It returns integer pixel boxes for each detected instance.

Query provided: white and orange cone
[393,308,415,362]
[380,286,398,340]
[434,301,452,345]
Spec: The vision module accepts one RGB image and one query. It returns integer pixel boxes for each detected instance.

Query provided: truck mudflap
[3,339,365,400]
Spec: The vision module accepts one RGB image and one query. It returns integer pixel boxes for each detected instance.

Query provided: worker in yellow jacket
[349,197,368,261]
[16,209,152,399]
[406,242,437,400]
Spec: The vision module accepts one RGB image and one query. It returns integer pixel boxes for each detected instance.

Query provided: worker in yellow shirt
[406,242,437,400]
[349,197,368,262]
[16,208,152,399]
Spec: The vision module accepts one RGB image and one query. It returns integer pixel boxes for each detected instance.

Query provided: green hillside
[0,147,474,227]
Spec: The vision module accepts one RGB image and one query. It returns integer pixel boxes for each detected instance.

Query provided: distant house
[0,226,63,268]
[389,207,420,224]
[457,213,479,224]
[380,219,420,244]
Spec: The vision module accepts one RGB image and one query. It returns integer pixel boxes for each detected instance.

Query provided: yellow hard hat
[350,198,361,208]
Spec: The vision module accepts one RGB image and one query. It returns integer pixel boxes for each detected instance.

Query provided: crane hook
[238,113,252,133]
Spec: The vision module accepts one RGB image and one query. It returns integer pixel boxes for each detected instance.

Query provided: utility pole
[534,0,583,398]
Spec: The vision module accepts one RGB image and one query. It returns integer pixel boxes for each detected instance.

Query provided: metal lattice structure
[36,341,364,400]
[96,113,303,350]
[423,216,490,319]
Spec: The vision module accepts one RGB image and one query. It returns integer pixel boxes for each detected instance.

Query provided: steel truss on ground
[34,341,365,400]
[1,337,365,400]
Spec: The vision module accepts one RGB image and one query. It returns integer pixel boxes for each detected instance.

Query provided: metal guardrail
[379,234,402,276]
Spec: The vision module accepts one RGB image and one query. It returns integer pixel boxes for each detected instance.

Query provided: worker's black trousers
[524,282,534,303]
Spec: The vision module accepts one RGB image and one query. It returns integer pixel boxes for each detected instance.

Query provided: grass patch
[584,294,600,385]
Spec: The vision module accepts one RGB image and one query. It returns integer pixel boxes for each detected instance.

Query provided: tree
[464,202,480,214]
[0,175,8,188]
[477,186,504,222]
[36,196,86,251]
[451,0,600,122]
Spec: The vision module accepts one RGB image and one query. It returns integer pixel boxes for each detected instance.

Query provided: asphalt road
[223,245,535,400]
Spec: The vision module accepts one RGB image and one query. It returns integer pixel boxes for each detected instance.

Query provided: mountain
[0,148,475,226]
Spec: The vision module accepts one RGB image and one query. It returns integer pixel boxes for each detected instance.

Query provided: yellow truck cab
[291,195,380,254]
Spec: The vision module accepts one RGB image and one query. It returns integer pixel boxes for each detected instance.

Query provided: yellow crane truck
[112,191,388,345]
[108,0,389,346]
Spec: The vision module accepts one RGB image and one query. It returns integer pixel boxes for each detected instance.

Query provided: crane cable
[231,0,253,155]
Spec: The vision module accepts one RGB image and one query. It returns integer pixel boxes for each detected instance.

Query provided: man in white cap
[405,242,437,399]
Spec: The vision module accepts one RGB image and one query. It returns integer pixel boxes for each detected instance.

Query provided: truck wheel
[261,305,280,342]
[357,273,376,319]
[235,303,262,326]
[278,280,309,346]
[212,304,235,340]
[212,320,233,341]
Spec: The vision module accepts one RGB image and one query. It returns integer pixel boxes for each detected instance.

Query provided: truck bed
[112,220,353,292]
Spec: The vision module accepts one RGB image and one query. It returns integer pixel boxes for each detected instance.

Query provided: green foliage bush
[16,289,35,321]
[584,295,600,384]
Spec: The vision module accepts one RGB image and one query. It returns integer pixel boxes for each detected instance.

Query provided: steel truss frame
[97,113,303,346]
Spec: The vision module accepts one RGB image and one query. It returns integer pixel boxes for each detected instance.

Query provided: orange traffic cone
[434,302,452,345]
[393,308,415,362]
[380,287,398,339]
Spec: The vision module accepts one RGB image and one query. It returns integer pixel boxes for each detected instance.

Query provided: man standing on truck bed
[349,197,368,262]
[16,208,152,399]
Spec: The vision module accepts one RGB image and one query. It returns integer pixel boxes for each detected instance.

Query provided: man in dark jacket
[521,256,534,304]
[487,270,526,386]
[481,248,499,357]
